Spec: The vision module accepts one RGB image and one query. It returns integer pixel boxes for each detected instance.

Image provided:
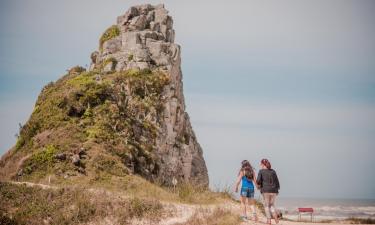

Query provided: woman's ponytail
[261,158,272,169]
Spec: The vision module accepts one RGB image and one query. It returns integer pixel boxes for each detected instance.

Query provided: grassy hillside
[0,67,171,183]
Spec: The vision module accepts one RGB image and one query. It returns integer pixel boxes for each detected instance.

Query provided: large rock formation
[92,4,177,72]
[0,4,208,187]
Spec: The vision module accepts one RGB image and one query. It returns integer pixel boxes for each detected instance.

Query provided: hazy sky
[1,0,374,199]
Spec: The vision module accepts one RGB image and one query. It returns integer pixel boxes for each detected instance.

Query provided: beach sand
[241,220,368,225]
[282,222,348,225]
[240,219,373,225]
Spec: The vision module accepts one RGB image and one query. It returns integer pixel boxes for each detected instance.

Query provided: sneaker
[240,216,248,222]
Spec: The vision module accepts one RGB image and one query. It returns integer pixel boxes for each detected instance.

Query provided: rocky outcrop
[90,4,208,186]
[90,4,178,73]
[0,4,208,187]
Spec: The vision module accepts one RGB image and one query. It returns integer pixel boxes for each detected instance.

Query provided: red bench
[298,208,314,222]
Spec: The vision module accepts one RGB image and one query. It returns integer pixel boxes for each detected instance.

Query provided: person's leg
[249,198,258,221]
[245,197,250,218]
[269,193,279,224]
[240,196,247,220]
[263,193,272,224]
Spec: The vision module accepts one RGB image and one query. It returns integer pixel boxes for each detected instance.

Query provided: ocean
[274,197,375,222]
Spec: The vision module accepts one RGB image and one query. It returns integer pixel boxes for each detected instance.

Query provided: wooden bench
[298,208,314,222]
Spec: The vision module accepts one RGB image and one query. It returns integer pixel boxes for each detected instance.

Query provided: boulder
[102,37,121,55]
[55,153,67,161]
[71,154,80,166]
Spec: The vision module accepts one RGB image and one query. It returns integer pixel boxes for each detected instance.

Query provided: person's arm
[234,170,243,193]
[256,170,262,189]
[252,169,258,189]
[274,171,280,190]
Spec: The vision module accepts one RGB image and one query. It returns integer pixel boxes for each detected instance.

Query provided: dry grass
[0,181,165,225]
[0,174,238,225]
[175,207,241,225]
[49,174,233,205]
[0,148,20,180]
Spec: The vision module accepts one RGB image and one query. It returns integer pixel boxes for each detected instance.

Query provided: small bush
[15,136,25,150]
[23,145,58,175]
[32,145,57,165]
[68,66,86,75]
[128,197,163,218]
[67,71,96,87]
[177,182,212,203]
[93,154,128,176]
[82,105,93,118]
[16,120,40,150]
[99,25,120,51]
[102,57,117,71]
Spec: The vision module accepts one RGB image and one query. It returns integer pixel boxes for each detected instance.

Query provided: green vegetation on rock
[12,67,170,182]
[99,25,120,51]
[102,57,118,71]
[23,145,58,175]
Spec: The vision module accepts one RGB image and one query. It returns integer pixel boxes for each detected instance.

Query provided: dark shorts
[240,187,255,198]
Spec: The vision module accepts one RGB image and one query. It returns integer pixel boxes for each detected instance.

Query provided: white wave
[279,205,375,218]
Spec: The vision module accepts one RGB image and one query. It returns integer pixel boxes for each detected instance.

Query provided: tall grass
[0,181,164,225]
[175,208,241,225]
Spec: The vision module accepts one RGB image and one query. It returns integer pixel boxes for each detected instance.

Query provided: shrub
[23,145,58,175]
[67,71,96,87]
[102,57,117,71]
[99,25,120,51]
[17,120,40,150]
[15,136,25,150]
[128,197,163,218]
[93,154,128,176]
[68,66,86,75]
[82,105,93,118]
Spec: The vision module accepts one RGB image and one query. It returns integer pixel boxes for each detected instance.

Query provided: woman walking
[235,160,258,222]
[257,158,280,224]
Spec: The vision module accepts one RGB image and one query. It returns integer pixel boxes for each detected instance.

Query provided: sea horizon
[276,196,375,221]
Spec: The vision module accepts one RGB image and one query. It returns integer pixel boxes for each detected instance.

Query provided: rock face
[91,4,178,73]
[0,4,208,187]
[99,4,208,186]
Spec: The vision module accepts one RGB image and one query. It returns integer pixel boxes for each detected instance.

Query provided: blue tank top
[242,176,254,189]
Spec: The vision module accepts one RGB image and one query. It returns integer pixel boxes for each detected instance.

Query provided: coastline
[276,197,375,224]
